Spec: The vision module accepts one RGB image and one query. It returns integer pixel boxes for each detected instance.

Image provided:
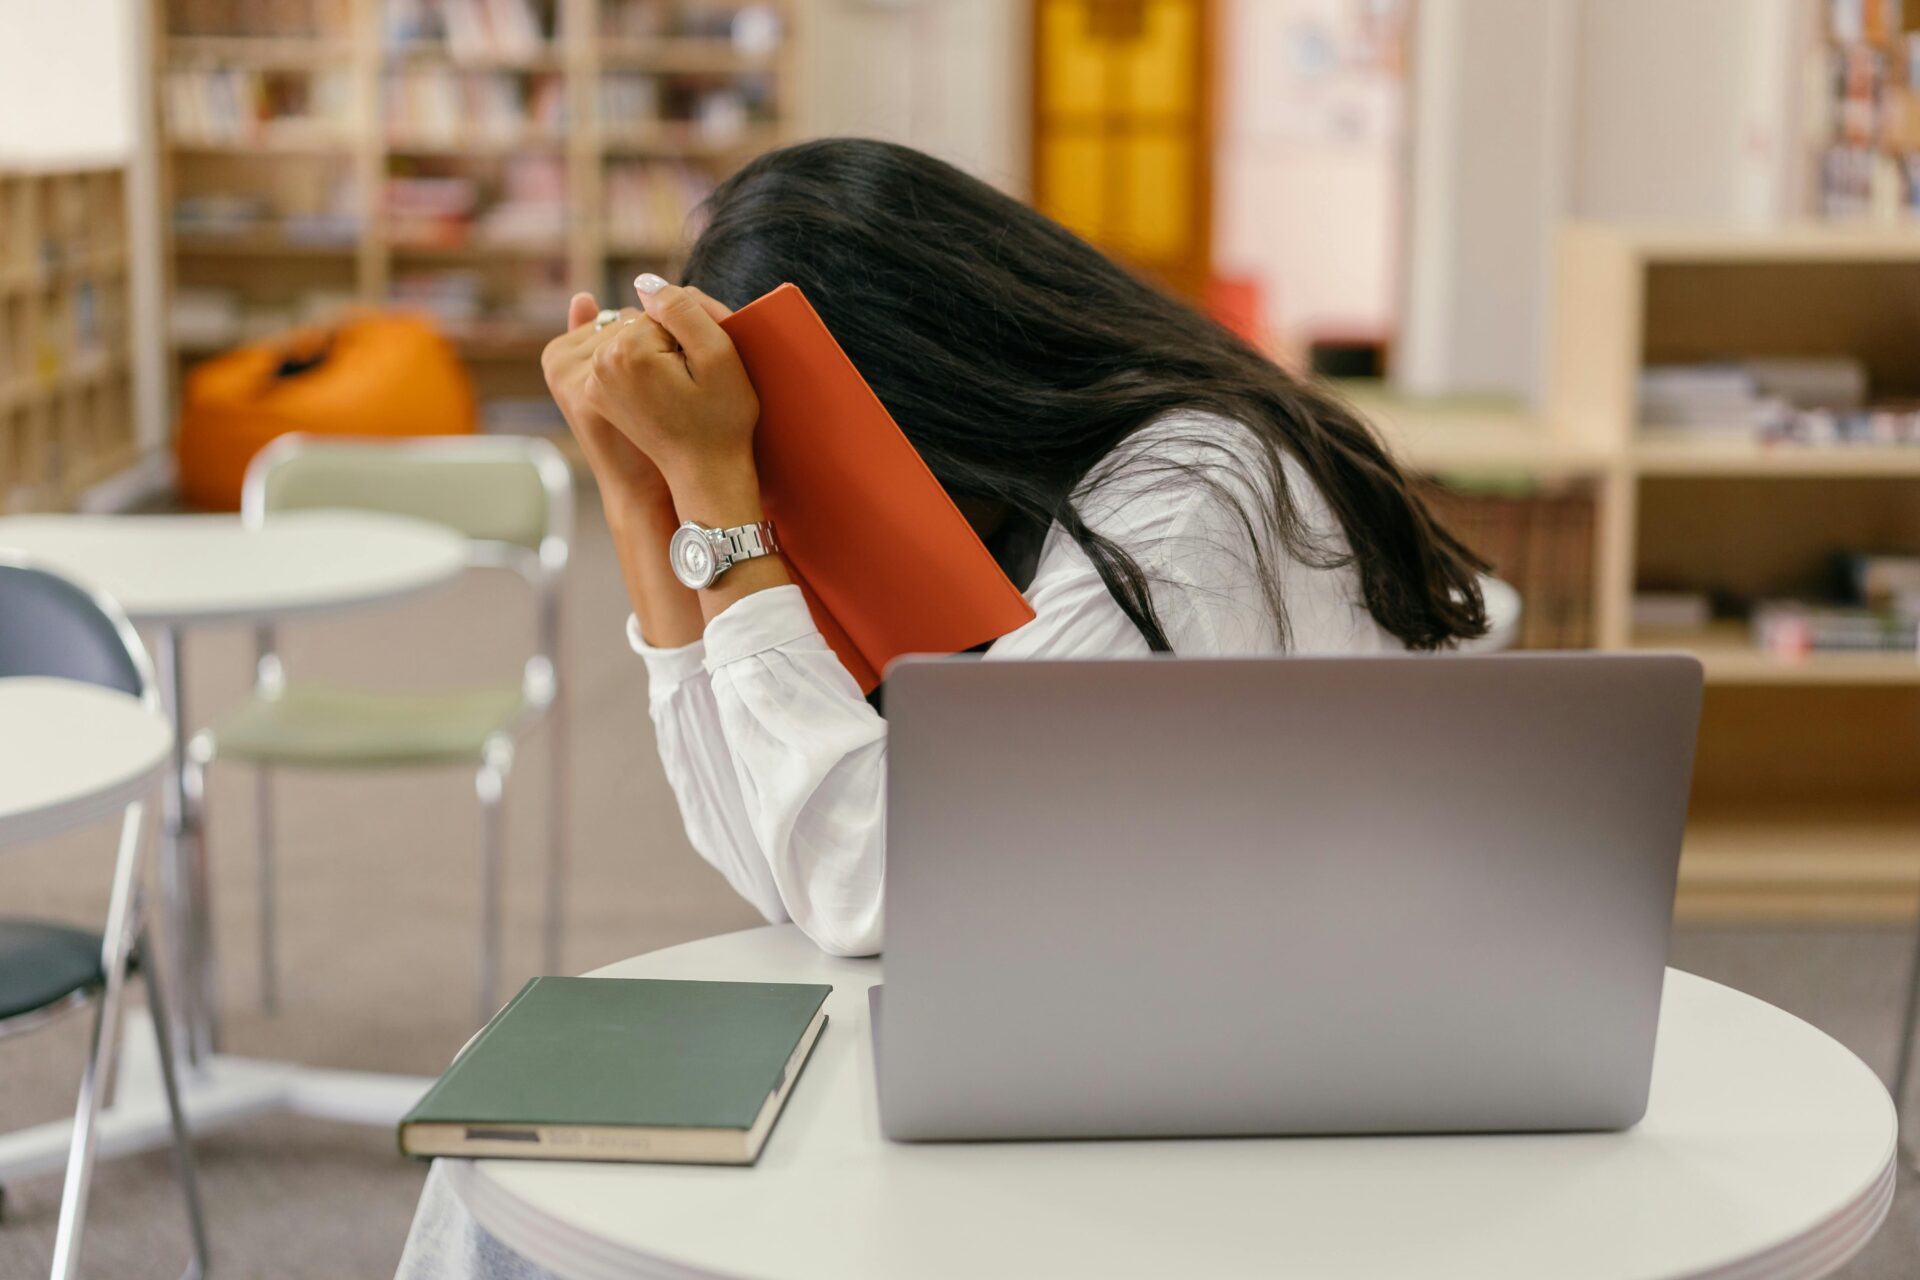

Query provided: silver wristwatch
[669,519,779,589]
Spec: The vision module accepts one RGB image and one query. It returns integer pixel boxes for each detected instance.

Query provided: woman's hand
[542,292,671,516]
[581,275,760,501]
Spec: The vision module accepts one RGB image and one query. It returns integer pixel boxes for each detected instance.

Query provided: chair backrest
[242,435,573,579]
[0,555,154,702]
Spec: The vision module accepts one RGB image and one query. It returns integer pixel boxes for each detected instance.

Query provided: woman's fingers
[567,292,600,331]
[684,285,734,322]
[635,273,732,377]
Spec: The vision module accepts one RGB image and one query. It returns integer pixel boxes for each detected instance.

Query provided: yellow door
[1032,0,1212,300]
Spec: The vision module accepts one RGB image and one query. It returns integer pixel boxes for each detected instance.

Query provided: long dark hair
[684,138,1487,651]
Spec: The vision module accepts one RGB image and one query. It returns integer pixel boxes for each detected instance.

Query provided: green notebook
[399,977,831,1165]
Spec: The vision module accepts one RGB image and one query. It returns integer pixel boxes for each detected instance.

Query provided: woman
[397,137,1486,1278]
[546,137,1486,959]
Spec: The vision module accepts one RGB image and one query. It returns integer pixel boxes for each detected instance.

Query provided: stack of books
[1637,358,1904,447]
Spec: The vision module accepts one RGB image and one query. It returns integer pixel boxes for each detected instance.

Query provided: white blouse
[627,411,1400,956]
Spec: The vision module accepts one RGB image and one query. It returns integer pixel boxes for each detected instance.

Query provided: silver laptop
[873,652,1703,1141]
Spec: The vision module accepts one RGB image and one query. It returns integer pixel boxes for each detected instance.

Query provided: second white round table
[0,509,470,1189]
[0,678,171,848]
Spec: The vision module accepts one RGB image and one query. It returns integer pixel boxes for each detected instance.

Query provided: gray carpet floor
[1,492,1916,1278]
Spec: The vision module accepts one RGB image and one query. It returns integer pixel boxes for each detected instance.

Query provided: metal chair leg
[256,765,278,1016]
[137,929,210,1280]
[48,993,114,1280]
[180,747,218,1061]
[50,801,146,1279]
[542,698,567,977]
[476,752,509,1026]
[1892,912,1920,1174]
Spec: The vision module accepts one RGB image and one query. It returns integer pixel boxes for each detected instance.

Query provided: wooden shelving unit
[154,0,797,440]
[1542,220,1920,921]
[0,162,138,512]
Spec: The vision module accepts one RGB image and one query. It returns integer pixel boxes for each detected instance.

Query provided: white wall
[1399,0,1810,403]
[0,0,166,464]
[793,0,1029,195]
[1214,0,1403,358]
[1570,0,1804,225]
[1399,0,1571,401]
[0,0,137,161]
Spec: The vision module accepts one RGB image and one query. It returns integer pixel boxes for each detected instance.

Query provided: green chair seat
[0,920,109,1021]
[210,682,527,768]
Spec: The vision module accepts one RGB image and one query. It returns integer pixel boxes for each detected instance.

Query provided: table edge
[0,681,169,848]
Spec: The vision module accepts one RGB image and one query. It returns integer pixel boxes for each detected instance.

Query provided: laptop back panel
[877,653,1702,1140]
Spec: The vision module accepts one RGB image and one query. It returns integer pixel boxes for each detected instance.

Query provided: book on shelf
[1637,358,1920,448]
[165,67,354,145]
[385,0,553,62]
[385,157,566,248]
[385,67,565,147]
[1752,601,1920,657]
[603,160,712,250]
[1424,480,1594,650]
[173,190,360,245]
[599,0,782,48]
[1633,591,1713,635]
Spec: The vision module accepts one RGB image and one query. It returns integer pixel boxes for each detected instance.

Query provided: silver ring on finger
[593,308,621,331]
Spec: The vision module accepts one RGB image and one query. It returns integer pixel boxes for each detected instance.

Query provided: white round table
[0,510,469,1190]
[0,678,170,847]
[447,925,1898,1280]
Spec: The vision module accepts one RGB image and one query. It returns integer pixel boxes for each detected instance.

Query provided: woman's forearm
[604,493,707,649]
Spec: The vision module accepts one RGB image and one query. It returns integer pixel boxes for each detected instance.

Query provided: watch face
[671,525,716,588]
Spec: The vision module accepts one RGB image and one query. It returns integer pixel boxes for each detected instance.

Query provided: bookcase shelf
[1634,621,1920,686]
[155,0,798,445]
[1538,220,1920,922]
[1632,437,1920,477]
[0,162,137,512]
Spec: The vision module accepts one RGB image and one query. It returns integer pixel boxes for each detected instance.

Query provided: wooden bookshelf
[154,0,798,441]
[0,162,139,512]
[1541,220,1920,921]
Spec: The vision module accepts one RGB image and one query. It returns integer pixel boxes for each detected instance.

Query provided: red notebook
[719,284,1035,692]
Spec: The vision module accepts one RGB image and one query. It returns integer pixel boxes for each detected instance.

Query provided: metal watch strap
[718,520,779,564]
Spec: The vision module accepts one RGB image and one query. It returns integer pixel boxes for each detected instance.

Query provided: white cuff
[702,585,823,670]
[625,615,708,694]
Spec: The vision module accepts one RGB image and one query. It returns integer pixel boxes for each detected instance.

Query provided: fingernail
[635,273,668,295]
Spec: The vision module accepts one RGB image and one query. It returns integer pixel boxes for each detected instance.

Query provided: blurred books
[386,68,566,147]
[1638,357,1920,448]
[165,67,355,145]
[385,156,566,247]
[604,161,712,249]
[1425,482,1594,650]
[385,0,553,62]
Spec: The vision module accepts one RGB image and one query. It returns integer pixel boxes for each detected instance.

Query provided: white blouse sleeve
[628,619,791,926]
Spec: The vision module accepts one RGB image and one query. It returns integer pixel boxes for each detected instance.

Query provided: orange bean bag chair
[176,310,478,510]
